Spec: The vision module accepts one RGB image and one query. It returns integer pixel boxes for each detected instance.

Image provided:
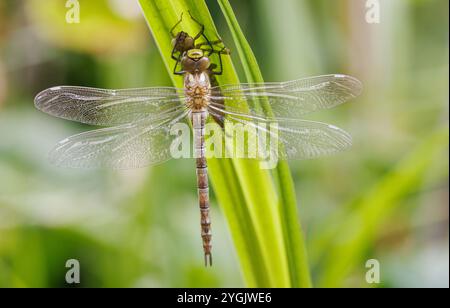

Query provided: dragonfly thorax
[184,72,211,111]
[181,51,211,74]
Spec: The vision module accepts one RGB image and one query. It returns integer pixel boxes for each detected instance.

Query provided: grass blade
[217,0,312,287]
[138,0,299,287]
[314,127,449,287]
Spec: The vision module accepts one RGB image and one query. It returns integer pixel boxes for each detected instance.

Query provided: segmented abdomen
[192,110,212,266]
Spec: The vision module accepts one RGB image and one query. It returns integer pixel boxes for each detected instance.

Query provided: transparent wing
[208,106,352,160]
[35,86,185,126]
[209,74,362,119]
[49,109,190,169]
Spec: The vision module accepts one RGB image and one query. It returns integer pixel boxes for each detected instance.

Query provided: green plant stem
[217,0,312,288]
[138,0,300,287]
[315,126,449,287]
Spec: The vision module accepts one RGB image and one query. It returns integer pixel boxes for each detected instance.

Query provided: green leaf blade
[139,0,310,287]
[217,0,312,288]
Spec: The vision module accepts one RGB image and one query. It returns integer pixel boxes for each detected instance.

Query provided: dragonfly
[34,14,362,266]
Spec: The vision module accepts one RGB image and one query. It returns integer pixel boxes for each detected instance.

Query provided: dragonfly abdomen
[192,110,212,266]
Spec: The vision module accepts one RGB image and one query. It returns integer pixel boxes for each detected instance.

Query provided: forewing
[209,74,362,119]
[35,86,185,126]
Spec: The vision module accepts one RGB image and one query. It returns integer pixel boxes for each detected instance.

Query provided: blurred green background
[0,0,448,288]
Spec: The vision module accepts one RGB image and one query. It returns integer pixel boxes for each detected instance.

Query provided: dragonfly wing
[209,74,362,119]
[35,86,185,126]
[50,110,190,169]
[208,107,352,160]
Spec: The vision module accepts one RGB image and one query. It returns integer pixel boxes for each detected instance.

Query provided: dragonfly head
[181,49,210,74]
[172,31,195,53]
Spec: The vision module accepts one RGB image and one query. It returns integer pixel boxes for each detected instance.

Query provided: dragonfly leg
[188,10,205,41]
[170,12,184,37]
[171,46,180,61]
[187,11,214,56]
[196,39,224,49]
[197,37,231,58]
[173,58,185,75]
[209,46,227,75]
[201,46,231,58]
[199,33,214,56]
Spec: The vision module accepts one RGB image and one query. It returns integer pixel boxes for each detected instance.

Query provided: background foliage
[0,0,448,287]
